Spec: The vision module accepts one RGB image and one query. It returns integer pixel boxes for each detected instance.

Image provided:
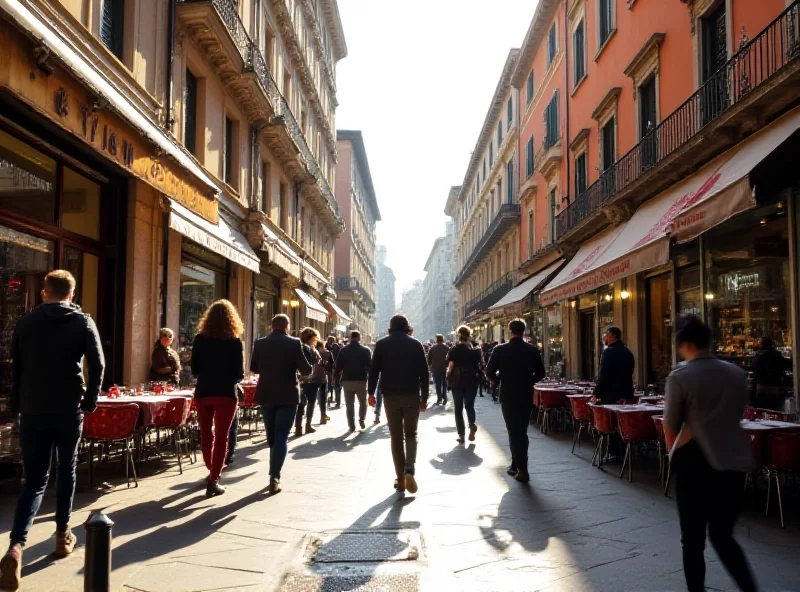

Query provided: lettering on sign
[54,87,69,117]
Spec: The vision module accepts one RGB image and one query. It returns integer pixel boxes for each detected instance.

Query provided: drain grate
[282,573,420,592]
[307,530,422,563]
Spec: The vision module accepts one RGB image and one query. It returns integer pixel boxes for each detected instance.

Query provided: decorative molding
[624,33,665,98]
[569,128,590,152]
[591,87,621,122]
[602,203,632,226]
[567,0,586,23]
[510,0,562,88]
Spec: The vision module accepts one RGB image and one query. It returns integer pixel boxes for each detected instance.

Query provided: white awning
[169,200,260,273]
[324,299,352,323]
[489,260,563,311]
[541,105,800,306]
[260,223,302,278]
[295,288,328,323]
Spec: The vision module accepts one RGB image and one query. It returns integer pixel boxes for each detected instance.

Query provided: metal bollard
[84,513,114,592]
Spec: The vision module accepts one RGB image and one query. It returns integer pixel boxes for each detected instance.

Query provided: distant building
[376,246,396,337]
[421,214,459,342]
[397,280,425,337]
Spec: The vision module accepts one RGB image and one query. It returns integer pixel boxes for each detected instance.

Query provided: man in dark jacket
[594,326,635,404]
[335,331,373,432]
[2,271,104,590]
[485,319,545,483]
[427,335,450,406]
[250,314,313,494]
[368,315,429,494]
[326,336,343,406]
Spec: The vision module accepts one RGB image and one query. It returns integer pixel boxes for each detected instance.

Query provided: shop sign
[0,27,218,223]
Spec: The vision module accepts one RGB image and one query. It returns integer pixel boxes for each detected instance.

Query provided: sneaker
[515,470,530,483]
[269,478,281,495]
[469,425,478,442]
[359,420,366,430]
[225,455,234,466]
[305,424,316,434]
[55,530,77,557]
[405,473,418,494]
[0,543,22,591]
[206,481,226,497]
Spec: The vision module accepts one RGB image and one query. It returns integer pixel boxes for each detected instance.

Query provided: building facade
[450,49,522,343]
[334,129,380,341]
[397,279,424,335]
[0,0,347,461]
[375,245,395,337]
[485,0,800,402]
[421,218,458,342]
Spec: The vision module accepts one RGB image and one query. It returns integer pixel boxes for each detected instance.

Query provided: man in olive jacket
[250,314,313,494]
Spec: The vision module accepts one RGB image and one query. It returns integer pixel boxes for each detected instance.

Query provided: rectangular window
[100,0,124,59]
[507,97,513,126]
[224,116,234,186]
[497,121,503,148]
[526,136,535,178]
[489,143,494,167]
[184,69,198,156]
[573,20,586,86]
[575,152,587,195]
[526,71,534,105]
[261,161,270,213]
[506,161,514,203]
[527,211,534,259]
[544,92,559,149]
[549,188,558,242]
[599,0,613,46]
[279,182,288,232]
[601,117,617,198]
[547,24,557,67]
[483,159,487,180]
[640,76,658,169]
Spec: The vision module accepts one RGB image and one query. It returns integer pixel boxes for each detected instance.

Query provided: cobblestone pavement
[1,395,799,591]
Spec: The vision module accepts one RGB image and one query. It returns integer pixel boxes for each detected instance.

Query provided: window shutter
[101,0,124,59]
[184,69,198,155]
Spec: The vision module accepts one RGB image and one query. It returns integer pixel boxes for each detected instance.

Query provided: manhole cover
[282,573,419,592]
[307,530,422,563]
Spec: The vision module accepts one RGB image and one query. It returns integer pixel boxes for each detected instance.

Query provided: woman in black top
[446,326,484,443]
[296,327,324,436]
[191,299,245,497]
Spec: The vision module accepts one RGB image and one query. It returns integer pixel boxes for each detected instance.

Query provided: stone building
[397,279,424,336]
[375,245,395,338]
[421,216,458,342]
[334,129,380,341]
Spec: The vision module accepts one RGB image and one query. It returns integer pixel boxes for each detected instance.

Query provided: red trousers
[195,397,238,483]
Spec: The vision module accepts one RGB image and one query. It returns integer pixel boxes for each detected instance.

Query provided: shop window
[100,0,124,60]
[63,246,99,320]
[547,306,564,376]
[0,129,57,225]
[646,274,672,389]
[62,167,101,240]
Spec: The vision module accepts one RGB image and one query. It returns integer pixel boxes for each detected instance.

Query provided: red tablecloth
[98,392,193,426]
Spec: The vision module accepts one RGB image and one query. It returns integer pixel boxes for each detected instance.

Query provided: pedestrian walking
[334,330,373,432]
[485,319,545,483]
[296,328,326,436]
[428,335,450,406]
[250,314,313,494]
[325,336,342,405]
[149,327,180,384]
[664,317,758,592]
[373,378,383,424]
[446,326,483,443]
[0,270,105,592]
[368,315,429,494]
[191,300,245,498]
[593,326,635,404]
[316,342,333,424]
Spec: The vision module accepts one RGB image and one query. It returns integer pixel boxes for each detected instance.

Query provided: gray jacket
[427,342,450,374]
[664,352,754,473]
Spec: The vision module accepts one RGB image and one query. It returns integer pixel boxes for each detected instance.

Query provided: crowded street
[1,397,798,592]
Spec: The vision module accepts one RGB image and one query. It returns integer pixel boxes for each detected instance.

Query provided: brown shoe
[359,420,366,430]
[269,478,282,494]
[294,422,302,437]
[0,543,22,591]
[320,416,328,425]
[304,423,316,434]
[55,530,77,557]
[469,425,478,442]
[405,473,418,494]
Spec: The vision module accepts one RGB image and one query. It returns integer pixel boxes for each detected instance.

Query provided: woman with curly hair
[295,327,325,436]
[191,300,245,497]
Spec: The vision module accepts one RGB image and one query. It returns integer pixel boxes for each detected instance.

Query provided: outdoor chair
[152,397,193,474]
[569,396,593,454]
[616,410,659,482]
[765,431,800,528]
[589,404,617,468]
[83,403,139,488]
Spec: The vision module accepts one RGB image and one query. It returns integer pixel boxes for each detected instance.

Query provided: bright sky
[336,0,538,300]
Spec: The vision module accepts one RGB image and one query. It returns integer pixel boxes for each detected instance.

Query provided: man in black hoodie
[0,270,105,591]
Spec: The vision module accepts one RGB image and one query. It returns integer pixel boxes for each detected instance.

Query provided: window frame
[183,68,199,157]
[574,151,588,196]
[526,136,535,179]
[572,18,587,90]
[100,0,125,60]
[526,71,535,105]
[547,24,558,68]
[596,0,616,58]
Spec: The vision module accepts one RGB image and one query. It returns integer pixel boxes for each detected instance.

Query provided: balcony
[556,1,800,240]
[454,204,521,287]
[335,276,376,312]
[461,272,514,320]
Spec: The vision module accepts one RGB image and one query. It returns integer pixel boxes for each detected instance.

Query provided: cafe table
[97,390,194,427]
[740,419,800,466]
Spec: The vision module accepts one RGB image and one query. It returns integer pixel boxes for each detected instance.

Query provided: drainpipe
[160,211,169,328]
[165,0,177,132]
[563,2,571,207]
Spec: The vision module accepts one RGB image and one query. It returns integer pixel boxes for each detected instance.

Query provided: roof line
[510,0,561,88]
[337,129,381,220]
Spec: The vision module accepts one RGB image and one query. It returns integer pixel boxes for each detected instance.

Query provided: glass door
[646,273,673,390]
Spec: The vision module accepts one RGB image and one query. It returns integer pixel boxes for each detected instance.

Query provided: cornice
[299,0,337,95]
[591,86,622,121]
[520,50,564,127]
[444,185,462,216]
[511,0,561,88]
[624,32,665,79]
[320,0,347,61]
[337,130,380,220]
[569,127,590,151]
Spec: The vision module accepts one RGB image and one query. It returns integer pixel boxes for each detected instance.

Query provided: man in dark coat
[485,319,545,483]
[3,270,105,591]
[250,314,313,494]
[427,334,450,405]
[593,326,635,404]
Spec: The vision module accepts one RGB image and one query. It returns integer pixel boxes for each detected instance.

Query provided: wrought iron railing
[454,204,521,286]
[556,0,800,237]
[462,272,514,319]
[335,276,376,310]
[182,0,249,61]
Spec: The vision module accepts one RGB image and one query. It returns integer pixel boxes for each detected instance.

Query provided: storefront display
[254,273,279,340]
[546,306,564,377]
[527,308,544,352]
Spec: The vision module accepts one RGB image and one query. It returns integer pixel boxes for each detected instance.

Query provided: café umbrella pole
[84,513,114,592]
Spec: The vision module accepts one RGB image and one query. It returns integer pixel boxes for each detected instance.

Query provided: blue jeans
[451,386,478,435]
[11,413,83,545]
[262,405,297,479]
[433,372,448,402]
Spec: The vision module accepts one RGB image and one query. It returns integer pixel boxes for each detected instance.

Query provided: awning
[324,299,352,324]
[169,200,260,273]
[489,260,563,311]
[260,223,302,278]
[294,288,329,323]
[540,105,800,306]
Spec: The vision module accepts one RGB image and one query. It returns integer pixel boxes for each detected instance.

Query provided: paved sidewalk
[1,396,799,591]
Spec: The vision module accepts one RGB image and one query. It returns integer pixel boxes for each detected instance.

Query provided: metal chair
[765,431,800,528]
[152,397,193,474]
[569,396,593,453]
[83,403,139,488]
[538,390,568,434]
[617,410,659,482]
[239,385,261,433]
[589,404,617,468]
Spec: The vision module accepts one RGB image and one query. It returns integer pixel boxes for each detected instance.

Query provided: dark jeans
[334,377,342,406]
[262,404,298,479]
[11,413,83,545]
[343,380,368,430]
[384,394,420,478]
[501,398,533,473]
[452,386,477,435]
[674,440,758,592]
[433,372,448,402]
[375,387,384,418]
[297,384,323,425]
[227,411,239,460]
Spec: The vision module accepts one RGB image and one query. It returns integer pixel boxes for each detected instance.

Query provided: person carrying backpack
[446,326,483,444]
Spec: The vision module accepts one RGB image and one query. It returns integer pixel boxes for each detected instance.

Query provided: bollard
[84,513,114,592]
